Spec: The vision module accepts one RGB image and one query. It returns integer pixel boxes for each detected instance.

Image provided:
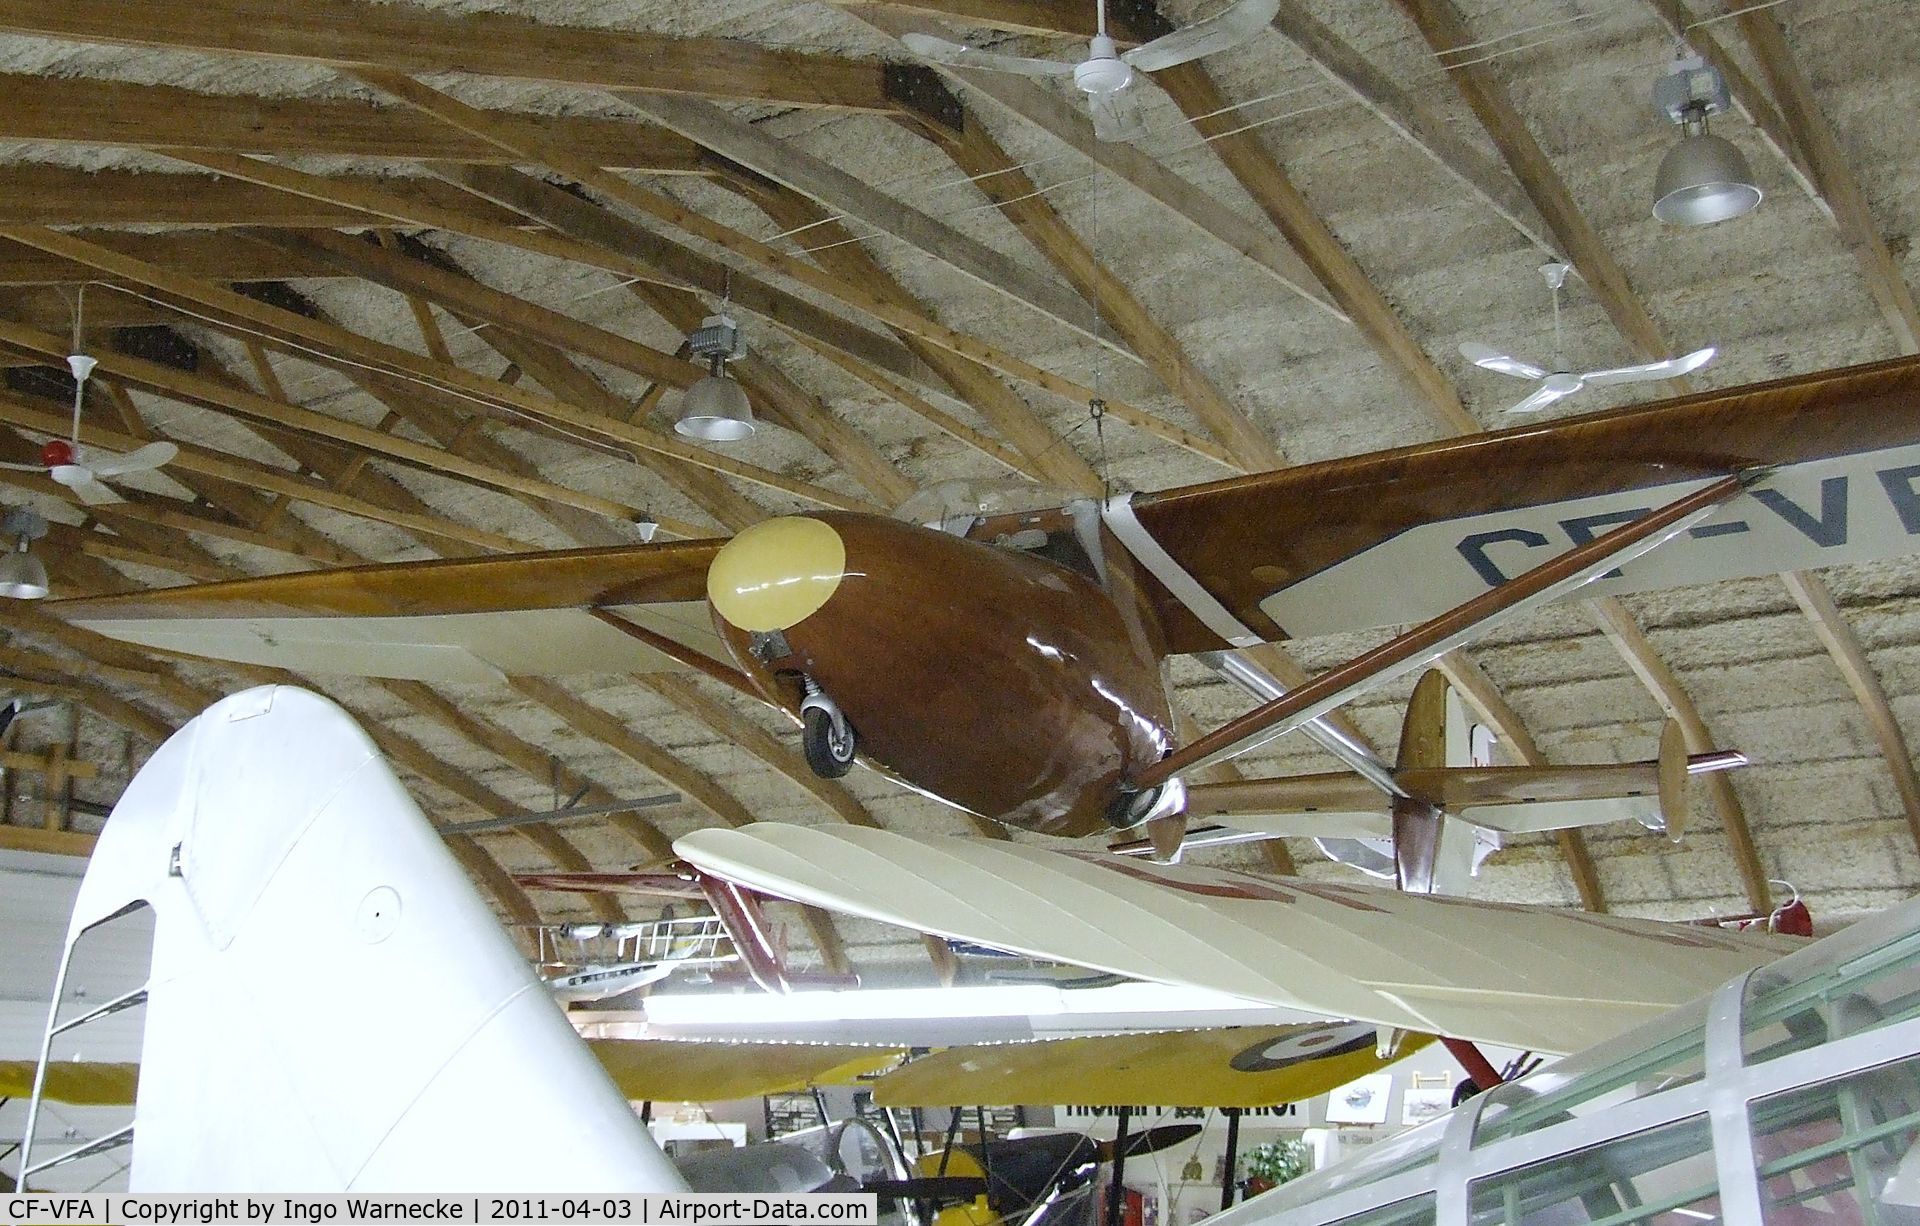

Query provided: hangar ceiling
[0,0,1915,980]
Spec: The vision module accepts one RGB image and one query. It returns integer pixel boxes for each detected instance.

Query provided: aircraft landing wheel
[803,705,858,778]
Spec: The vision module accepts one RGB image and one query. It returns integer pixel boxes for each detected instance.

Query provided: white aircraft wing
[674,825,1798,1055]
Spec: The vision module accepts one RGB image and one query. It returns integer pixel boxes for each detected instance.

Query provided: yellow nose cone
[707,516,847,633]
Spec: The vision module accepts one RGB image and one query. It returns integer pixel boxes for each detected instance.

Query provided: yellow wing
[872,1025,1431,1109]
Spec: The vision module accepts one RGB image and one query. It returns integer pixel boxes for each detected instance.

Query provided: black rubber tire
[802,706,857,778]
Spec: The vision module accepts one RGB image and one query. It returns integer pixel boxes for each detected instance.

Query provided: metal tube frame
[1270,1002,1920,1224]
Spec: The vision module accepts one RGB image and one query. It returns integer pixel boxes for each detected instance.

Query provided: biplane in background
[54,357,1920,881]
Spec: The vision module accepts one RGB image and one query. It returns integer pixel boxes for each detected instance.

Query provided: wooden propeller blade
[1397,669,1450,773]
[1145,814,1186,863]
[1658,718,1689,843]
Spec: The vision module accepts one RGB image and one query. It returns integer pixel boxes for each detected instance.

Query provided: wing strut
[1132,473,1755,788]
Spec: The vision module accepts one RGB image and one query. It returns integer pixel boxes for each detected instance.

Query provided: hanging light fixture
[1652,53,1762,226]
[0,507,49,600]
[674,312,755,442]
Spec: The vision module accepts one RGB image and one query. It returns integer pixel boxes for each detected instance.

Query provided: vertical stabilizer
[40,686,684,1193]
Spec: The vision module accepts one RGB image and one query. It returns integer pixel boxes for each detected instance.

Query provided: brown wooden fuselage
[711,511,1175,836]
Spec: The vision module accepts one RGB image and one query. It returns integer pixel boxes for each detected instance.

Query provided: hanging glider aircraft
[53,356,1920,866]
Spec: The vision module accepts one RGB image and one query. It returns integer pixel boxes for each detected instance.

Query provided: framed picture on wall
[1325,1072,1393,1126]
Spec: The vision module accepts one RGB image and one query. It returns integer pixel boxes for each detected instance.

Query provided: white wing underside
[675,825,1796,1055]
[74,601,727,684]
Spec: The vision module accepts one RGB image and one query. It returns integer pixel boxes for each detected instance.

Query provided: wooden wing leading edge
[1128,356,1920,652]
[675,825,1799,1056]
[52,539,729,682]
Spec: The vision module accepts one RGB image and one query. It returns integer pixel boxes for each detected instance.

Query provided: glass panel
[1242,1118,1441,1213]
[1327,1195,1437,1226]
[1467,1115,1720,1225]
[1743,924,1920,1066]
[1751,1053,1920,1223]
[1474,997,1711,1147]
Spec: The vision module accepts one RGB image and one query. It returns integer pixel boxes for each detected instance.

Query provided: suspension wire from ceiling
[762,0,1801,259]
[65,278,662,467]
[17,0,1812,488]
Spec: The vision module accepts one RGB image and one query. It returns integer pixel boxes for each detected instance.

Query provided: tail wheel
[802,706,858,778]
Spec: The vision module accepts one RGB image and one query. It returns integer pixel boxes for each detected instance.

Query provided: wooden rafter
[0,0,901,111]
[0,227,868,511]
[856,2,1556,258]
[0,73,711,174]
[1780,571,1920,854]
[1589,597,1768,911]
[1148,60,1481,437]
[624,93,1129,362]
[0,231,338,287]
[856,9,1342,316]
[0,164,525,229]
[349,69,1235,467]
[919,107,1289,470]
[1391,0,1677,372]
[1733,8,1920,355]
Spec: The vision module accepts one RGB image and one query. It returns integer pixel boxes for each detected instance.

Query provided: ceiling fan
[0,346,177,506]
[1460,262,1717,415]
[900,0,1282,142]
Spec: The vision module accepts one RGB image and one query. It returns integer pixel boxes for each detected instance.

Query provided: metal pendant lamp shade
[0,538,49,599]
[1653,127,1762,226]
[674,364,756,442]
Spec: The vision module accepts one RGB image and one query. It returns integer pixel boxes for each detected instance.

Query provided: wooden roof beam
[1392,0,1679,371]
[740,183,1107,495]
[621,280,919,508]
[1780,571,1920,854]
[0,73,713,174]
[1733,8,1920,354]
[921,107,1289,469]
[857,2,1556,258]
[434,162,932,388]
[1588,597,1768,912]
[351,70,1234,468]
[0,0,901,111]
[0,225,866,512]
[0,164,527,230]
[0,231,339,286]
[1147,60,1481,438]
[857,9,1344,315]
[623,93,1135,364]
[0,644,179,746]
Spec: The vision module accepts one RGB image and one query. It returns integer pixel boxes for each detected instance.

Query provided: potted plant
[1241,1138,1312,1197]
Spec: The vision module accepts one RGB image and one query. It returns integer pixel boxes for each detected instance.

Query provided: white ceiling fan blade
[1122,0,1281,71]
[1582,346,1718,388]
[0,460,43,471]
[1459,342,1549,382]
[899,32,1077,77]
[52,467,124,505]
[1503,382,1578,415]
[1088,82,1148,143]
[81,440,177,479]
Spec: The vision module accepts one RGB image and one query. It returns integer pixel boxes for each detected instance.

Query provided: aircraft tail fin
[26,686,683,1193]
